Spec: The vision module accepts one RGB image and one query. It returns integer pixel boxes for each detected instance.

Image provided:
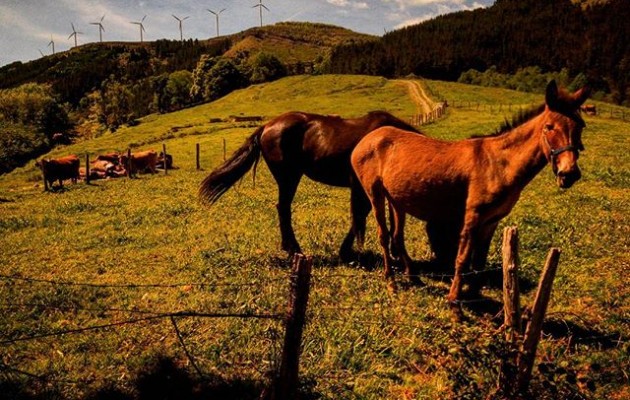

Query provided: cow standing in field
[36,155,80,191]
[119,150,158,177]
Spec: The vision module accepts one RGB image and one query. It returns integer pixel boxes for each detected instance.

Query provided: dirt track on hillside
[395,80,435,115]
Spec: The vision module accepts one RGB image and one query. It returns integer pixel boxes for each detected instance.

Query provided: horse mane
[469,104,545,139]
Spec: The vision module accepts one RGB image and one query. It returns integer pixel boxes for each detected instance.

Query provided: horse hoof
[387,279,398,294]
[339,249,355,264]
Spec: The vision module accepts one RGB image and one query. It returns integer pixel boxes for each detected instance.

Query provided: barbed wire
[0,310,283,346]
[0,273,289,290]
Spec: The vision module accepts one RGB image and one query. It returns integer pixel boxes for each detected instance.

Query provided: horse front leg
[447,212,479,319]
[467,222,499,296]
[339,178,371,261]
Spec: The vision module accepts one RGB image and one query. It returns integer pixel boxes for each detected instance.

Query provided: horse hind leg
[368,183,396,292]
[339,179,371,261]
[390,206,423,286]
[467,221,499,296]
[274,172,303,256]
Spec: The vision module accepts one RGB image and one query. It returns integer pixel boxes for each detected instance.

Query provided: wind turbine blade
[172,14,180,21]
[141,25,146,33]
[100,14,105,22]
[262,4,269,11]
[220,9,226,13]
[68,32,74,39]
[142,15,147,22]
[183,16,190,21]
[101,25,105,32]
[71,22,75,31]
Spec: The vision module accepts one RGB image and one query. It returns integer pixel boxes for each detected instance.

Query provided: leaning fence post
[517,248,561,393]
[85,153,90,185]
[272,253,313,400]
[223,138,227,161]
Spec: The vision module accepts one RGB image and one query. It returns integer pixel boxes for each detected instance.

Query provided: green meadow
[0,75,628,399]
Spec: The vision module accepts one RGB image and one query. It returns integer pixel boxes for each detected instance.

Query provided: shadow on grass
[1,356,322,400]
[541,318,627,351]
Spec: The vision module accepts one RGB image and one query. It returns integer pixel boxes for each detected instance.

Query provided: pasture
[0,75,628,399]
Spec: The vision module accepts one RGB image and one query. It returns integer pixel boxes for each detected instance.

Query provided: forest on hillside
[326,0,629,105]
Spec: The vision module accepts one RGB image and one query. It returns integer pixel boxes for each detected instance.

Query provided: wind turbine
[252,0,269,27]
[38,49,45,57]
[68,23,83,47]
[90,14,105,42]
[172,14,190,42]
[48,35,55,54]
[130,15,147,43]
[206,8,226,38]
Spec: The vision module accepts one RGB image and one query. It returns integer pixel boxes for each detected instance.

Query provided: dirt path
[395,80,435,115]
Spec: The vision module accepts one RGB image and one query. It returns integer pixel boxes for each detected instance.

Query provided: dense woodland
[326,0,629,105]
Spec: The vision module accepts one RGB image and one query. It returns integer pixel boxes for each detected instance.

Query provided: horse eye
[545,124,554,131]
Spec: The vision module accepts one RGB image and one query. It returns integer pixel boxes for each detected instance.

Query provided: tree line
[325,0,629,105]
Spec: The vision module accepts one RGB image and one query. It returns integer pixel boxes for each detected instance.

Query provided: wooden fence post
[498,226,521,397]
[517,248,561,393]
[196,143,200,170]
[162,143,168,175]
[85,153,90,185]
[502,226,521,341]
[126,148,132,179]
[271,253,313,400]
[223,138,227,161]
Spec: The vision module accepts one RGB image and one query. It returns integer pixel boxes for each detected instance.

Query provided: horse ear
[572,85,591,108]
[545,80,559,109]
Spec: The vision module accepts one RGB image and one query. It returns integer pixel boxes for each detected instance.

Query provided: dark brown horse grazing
[351,81,589,315]
[199,110,420,258]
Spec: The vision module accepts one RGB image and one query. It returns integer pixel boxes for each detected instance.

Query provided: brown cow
[119,150,157,177]
[95,152,120,165]
[36,155,80,190]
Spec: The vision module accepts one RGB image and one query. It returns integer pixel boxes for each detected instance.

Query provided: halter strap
[542,133,577,176]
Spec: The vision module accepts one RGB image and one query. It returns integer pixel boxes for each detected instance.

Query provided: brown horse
[199,110,421,258]
[351,81,589,314]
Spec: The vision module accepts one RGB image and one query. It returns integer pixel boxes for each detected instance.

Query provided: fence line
[0,272,288,289]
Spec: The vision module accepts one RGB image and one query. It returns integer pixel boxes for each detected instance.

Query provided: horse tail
[199,126,263,205]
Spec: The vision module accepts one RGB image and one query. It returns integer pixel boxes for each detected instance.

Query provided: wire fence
[1,261,626,395]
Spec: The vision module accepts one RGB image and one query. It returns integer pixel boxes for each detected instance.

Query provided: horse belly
[304,155,352,187]
[388,181,465,222]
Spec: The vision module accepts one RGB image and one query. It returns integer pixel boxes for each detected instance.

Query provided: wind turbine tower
[131,15,147,43]
[90,15,105,42]
[252,0,269,27]
[48,35,55,54]
[68,23,83,47]
[172,14,190,42]
[207,8,226,38]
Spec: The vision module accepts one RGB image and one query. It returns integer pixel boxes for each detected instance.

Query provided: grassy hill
[0,76,628,399]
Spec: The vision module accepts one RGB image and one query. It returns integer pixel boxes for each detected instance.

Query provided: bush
[0,120,49,174]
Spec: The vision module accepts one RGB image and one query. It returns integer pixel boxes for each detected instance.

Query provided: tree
[190,56,247,103]
[166,70,193,110]
[248,52,287,84]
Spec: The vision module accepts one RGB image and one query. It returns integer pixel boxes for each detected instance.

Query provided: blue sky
[0,0,493,67]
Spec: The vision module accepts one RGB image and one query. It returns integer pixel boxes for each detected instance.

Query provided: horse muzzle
[556,167,581,189]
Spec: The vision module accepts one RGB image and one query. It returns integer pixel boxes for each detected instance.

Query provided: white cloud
[327,0,370,9]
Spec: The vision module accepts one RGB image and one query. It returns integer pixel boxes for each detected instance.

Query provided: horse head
[541,80,590,189]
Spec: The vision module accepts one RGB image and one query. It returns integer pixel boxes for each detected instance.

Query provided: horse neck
[490,114,548,188]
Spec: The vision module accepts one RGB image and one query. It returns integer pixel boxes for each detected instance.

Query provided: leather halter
[542,128,577,175]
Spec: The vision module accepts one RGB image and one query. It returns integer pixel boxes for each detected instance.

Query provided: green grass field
[0,75,628,399]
